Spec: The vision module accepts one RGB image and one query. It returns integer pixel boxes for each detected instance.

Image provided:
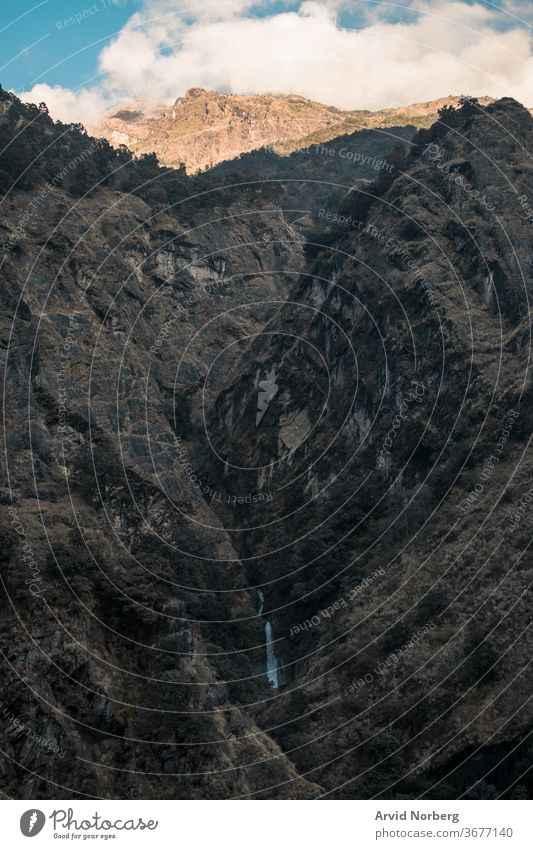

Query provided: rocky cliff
[0,87,312,799]
[206,95,533,799]
[1,88,532,799]
[89,89,497,173]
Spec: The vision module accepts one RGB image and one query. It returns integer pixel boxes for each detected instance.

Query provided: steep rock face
[208,125,415,234]
[206,98,533,798]
[89,90,499,173]
[0,88,315,799]
[2,88,532,800]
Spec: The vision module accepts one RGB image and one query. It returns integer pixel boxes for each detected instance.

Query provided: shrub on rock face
[380,621,411,653]
[173,392,193,437]
[416,588,449,623]
[460,628,499,686]
[75,440,126,500]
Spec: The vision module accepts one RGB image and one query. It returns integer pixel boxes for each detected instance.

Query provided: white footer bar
[2,799,531,848]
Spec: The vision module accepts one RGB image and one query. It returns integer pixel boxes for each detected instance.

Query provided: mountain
[0,86,311,799]
[89,89,496,172]
[1,86,532,799]
[207,95,533,798]
[208,124,415,234]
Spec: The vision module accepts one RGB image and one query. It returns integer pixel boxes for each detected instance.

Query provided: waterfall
[257,589,284,688]
[265,621,280,689]
[257,587,286,690]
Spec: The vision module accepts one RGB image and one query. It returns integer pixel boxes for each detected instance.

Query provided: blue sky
[0,0,141,92]
[0,0,531,122]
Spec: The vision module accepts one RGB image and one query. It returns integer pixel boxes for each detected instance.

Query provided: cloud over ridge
[19,0,533,122]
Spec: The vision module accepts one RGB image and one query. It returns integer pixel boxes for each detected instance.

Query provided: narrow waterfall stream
[257,589,283,689]
[265,621,281,688]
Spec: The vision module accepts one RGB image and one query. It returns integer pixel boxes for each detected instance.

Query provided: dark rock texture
[1,89,532,799]
[0,88,313,799]
[207,96,533,799]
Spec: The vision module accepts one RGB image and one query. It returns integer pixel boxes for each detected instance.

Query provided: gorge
[1,86,532,800]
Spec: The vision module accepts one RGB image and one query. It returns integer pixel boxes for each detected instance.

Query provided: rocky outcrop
[89,90,502,173]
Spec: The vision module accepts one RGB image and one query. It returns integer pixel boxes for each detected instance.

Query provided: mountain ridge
[88,89,500,173]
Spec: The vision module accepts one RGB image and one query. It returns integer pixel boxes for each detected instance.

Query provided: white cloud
[17,83,108,124]
[17,0,533,123]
